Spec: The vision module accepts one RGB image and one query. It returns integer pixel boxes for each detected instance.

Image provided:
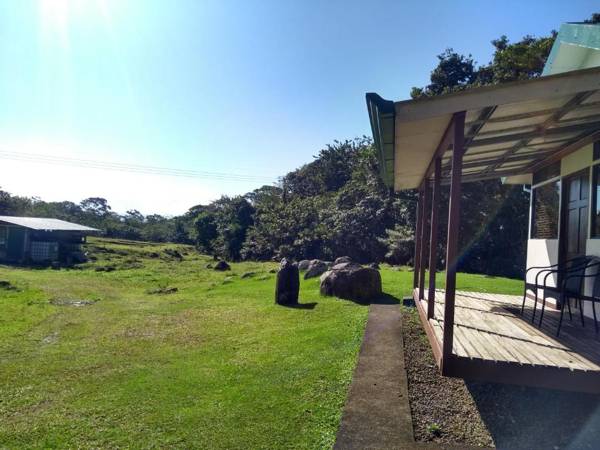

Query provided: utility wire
[0,150,276,183]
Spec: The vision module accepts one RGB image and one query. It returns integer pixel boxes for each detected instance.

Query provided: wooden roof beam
[481,91,597,174]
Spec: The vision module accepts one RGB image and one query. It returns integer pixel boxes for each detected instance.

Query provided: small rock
[148,252,160,258]
[304,260,328,279]
[213,260,231,271]
[164,248,183,260]
[334,256,352,265]
[241,272,255,279]
[268,268,277,273]
[298,260,311,271]
[205,263,213,269]
[275,258,299,305]
[0,280,16,290]
[147,287,178,295]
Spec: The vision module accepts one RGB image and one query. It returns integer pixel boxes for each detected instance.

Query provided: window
[592,165,600,238]
[531,181,560,239]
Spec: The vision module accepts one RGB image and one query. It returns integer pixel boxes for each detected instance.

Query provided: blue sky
[0,0,598,214]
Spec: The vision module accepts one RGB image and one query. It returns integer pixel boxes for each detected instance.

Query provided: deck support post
[419,181,431,300]
[427,157,441,318]
[442,111,466,374]
[413,186,424,289]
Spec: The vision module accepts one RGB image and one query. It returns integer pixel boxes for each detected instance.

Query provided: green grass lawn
[0,238,522,449]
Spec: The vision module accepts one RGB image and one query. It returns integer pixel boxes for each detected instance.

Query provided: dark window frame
[591,164,600,239]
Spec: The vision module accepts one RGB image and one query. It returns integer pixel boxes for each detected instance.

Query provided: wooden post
[413,187,423,290]
[442,111,466,373]
[427,157,441,318]
[419,182,431,300]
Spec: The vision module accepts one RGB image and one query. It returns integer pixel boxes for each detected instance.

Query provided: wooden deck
[414,288,600,393]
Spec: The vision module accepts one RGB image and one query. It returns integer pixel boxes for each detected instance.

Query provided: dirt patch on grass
[50,298,98,307]
[147,286,178,295]
[402,306,493,447]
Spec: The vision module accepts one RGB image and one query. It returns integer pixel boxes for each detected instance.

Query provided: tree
[411,49,476,98]
[195,211,218,253]
[80,197,111,217]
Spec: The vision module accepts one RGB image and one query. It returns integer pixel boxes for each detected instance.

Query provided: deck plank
[424,289,600,372]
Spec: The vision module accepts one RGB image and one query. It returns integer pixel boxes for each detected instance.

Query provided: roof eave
[366,93,396,189]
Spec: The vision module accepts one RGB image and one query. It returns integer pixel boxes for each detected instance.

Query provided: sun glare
[40,0,71,27]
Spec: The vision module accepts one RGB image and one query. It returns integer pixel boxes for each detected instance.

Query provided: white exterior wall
[526,143,599,318]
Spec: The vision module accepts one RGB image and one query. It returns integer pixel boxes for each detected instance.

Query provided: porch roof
[366,66,600,191]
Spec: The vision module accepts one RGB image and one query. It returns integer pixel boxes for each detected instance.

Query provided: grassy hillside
[0,237,522,449]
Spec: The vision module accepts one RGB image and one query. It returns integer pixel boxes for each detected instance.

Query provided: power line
[0,150,277,183]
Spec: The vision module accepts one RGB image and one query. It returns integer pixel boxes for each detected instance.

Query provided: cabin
[0,216,98,264]
[366,22,600,393]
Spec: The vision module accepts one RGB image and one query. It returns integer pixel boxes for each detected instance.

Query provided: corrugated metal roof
[366,65,600,190]
[0,216,99,232]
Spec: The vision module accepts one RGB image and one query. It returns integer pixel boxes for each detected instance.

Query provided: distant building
[0,216,98,264]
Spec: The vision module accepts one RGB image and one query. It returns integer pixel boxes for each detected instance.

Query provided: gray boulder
[320,263,382,302]
[304,260,328,279]
[298,260,311,271]
[334,256,352,265]
[275,258,299,305]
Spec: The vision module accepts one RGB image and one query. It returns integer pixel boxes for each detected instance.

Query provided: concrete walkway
[334,302,414,449]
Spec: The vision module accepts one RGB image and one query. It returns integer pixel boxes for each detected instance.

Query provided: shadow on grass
[281,302,318,310]
[466,381,600,449]
[336,292,401,306]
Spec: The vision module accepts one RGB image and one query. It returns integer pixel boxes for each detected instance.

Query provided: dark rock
[148,252,160,258]
[213,260,231,271]
[148,286,178,295]
[268,268,277,273]
[0,280,16,290]
[298,260,311,271]
[320,263,382,302]
[164,248,183,260]
[304,259,328,279]
[334,256,352,265]
[241,272,255,279]
[368,262,380,270]
[70,251,88,263]
[275,258,299,305]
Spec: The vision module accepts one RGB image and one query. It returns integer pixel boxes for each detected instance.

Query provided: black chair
[557,265,600,337]
[521,256,593,324]
[537,257,600,328]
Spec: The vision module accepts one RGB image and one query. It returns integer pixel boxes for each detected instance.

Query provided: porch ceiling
[366,66,600,191]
